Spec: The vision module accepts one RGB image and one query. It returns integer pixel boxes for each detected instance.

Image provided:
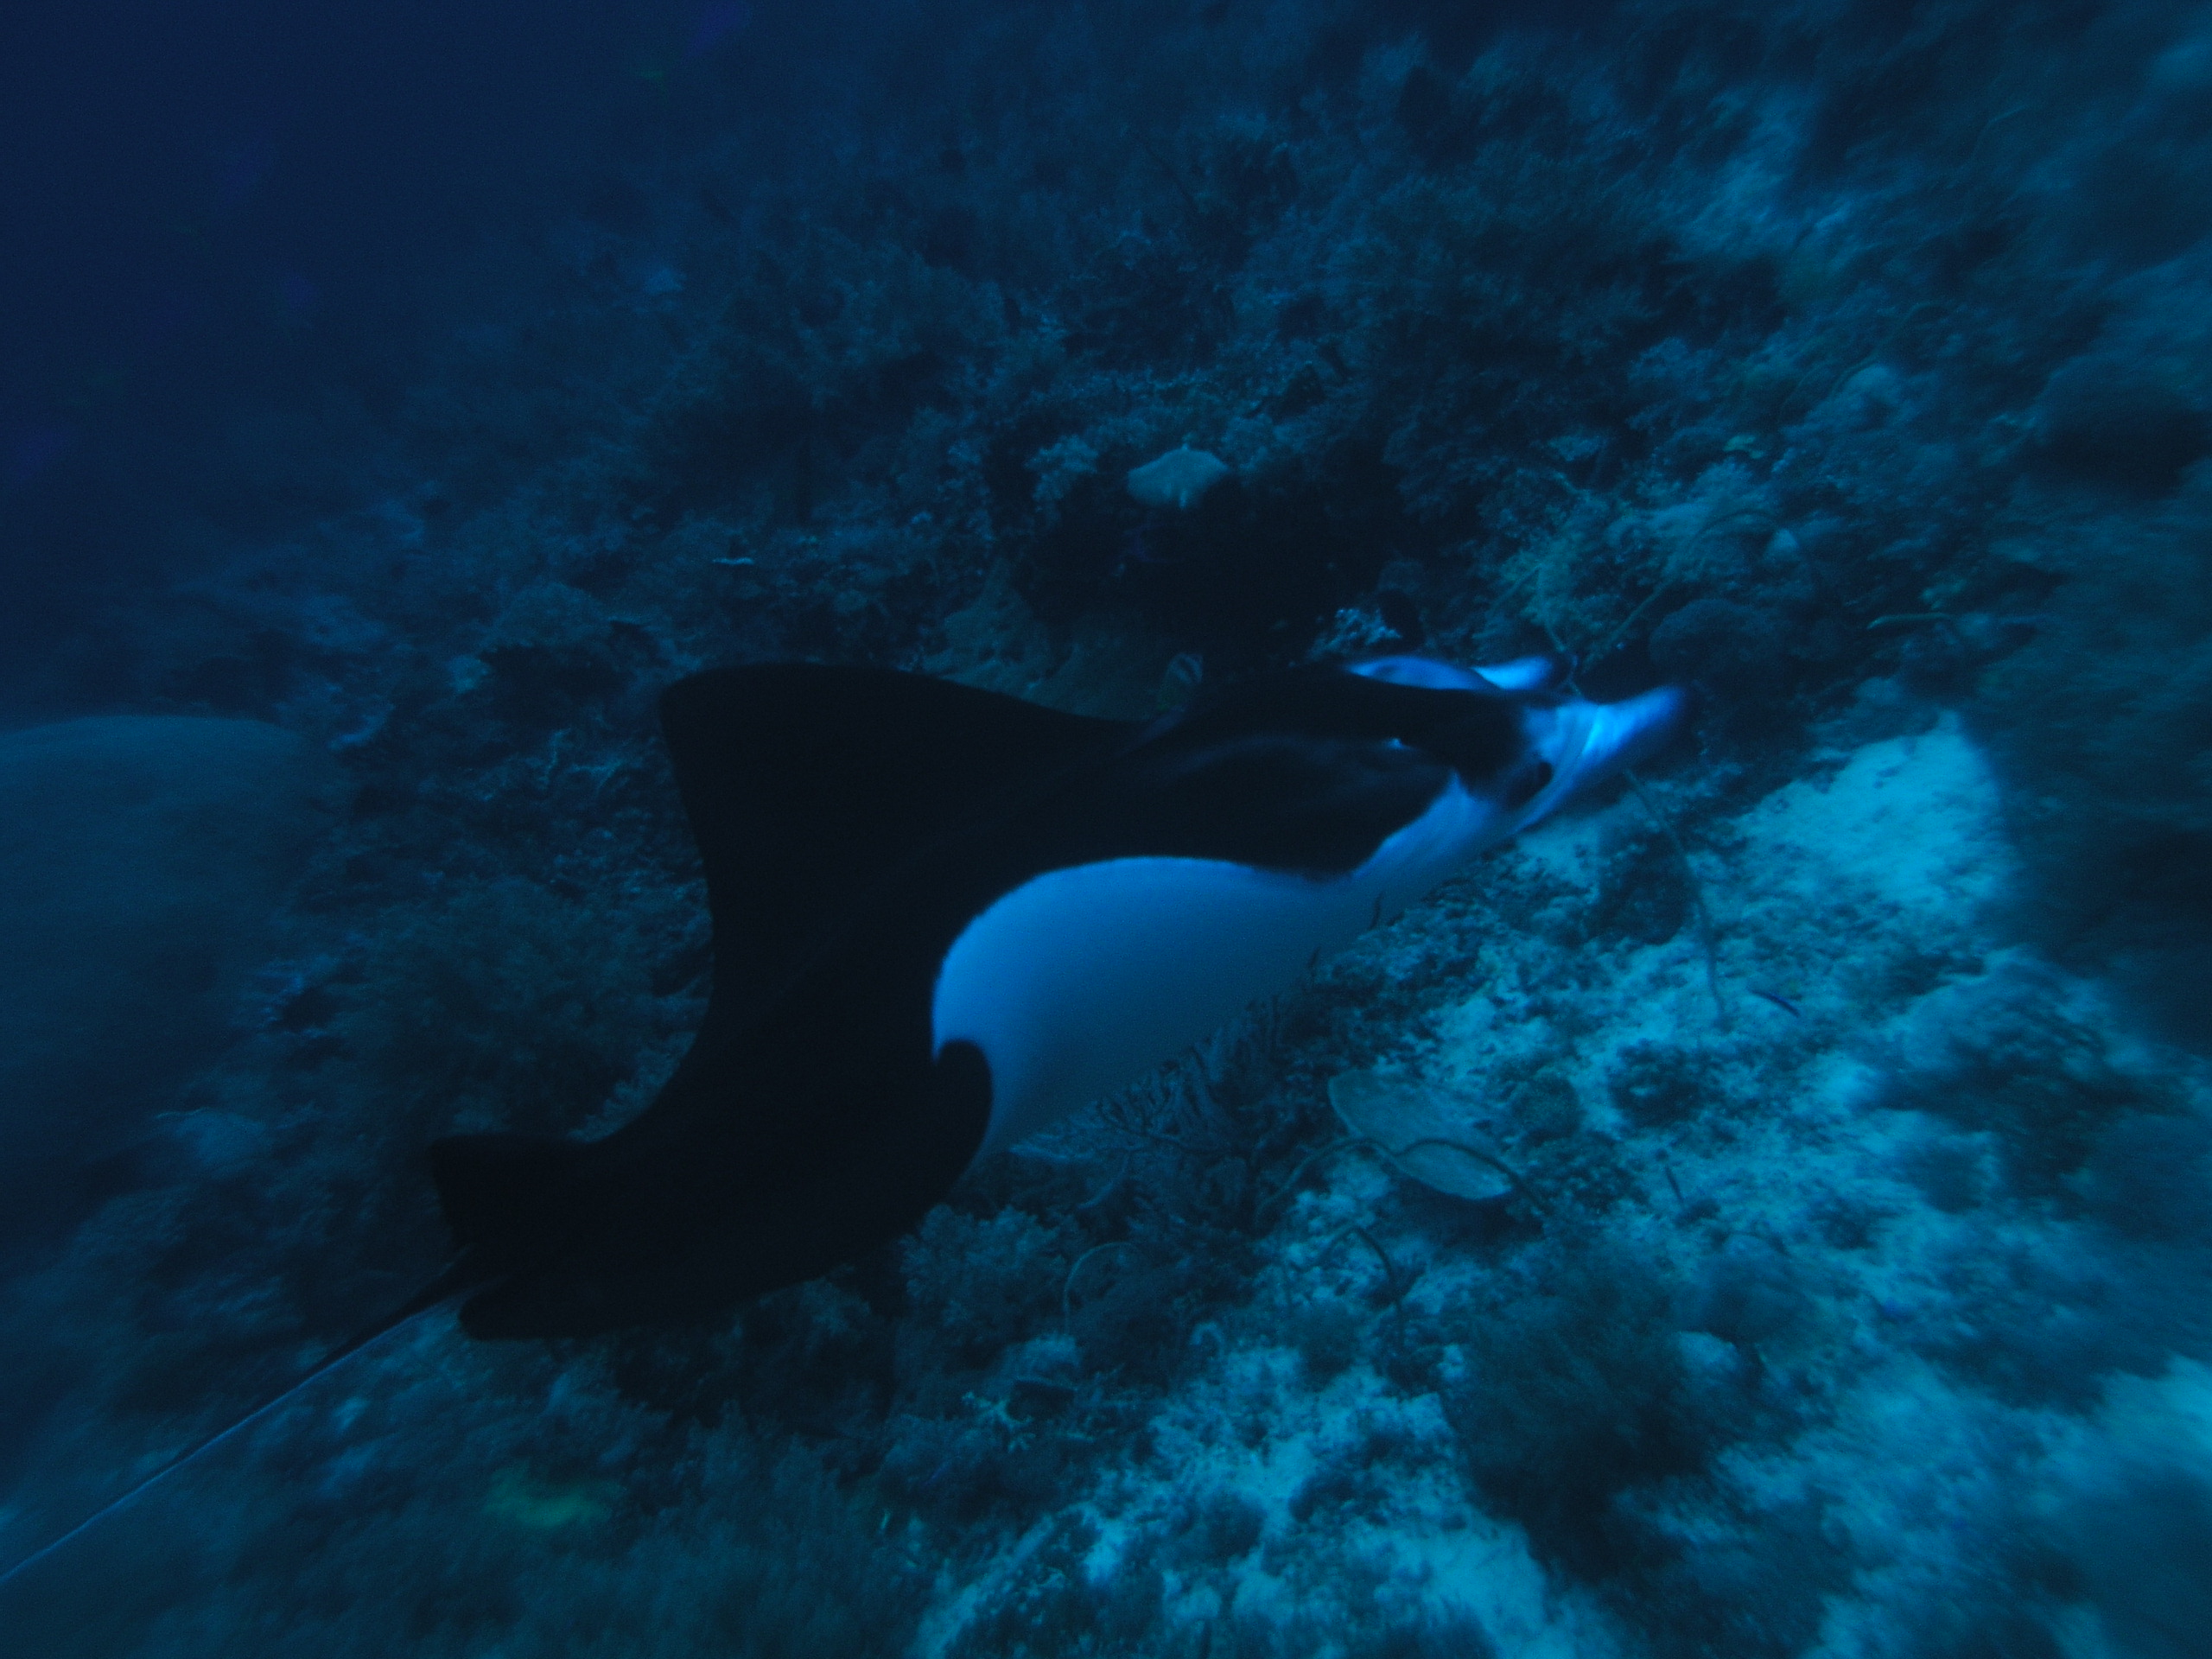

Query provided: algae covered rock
[0,715,340,1248]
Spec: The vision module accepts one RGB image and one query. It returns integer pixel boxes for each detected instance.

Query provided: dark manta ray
[0,653,1685,1586]
[427,652,1688,1338]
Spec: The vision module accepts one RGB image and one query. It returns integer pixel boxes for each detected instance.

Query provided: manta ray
[0,652,1686,1587]
[424,652,1687,1338]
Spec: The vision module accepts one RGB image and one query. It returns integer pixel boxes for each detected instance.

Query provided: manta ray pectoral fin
[428,1131,597,1259]
[659,664,1135,1021]
[453,1262,638,1341]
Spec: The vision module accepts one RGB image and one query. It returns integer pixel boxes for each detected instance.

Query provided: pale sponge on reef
[1127,443,1230,511]
[1329,1069,1516,1201]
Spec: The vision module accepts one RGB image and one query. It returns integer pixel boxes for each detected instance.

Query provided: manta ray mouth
[1516,683,1692,829]
[1586,683,1694,774]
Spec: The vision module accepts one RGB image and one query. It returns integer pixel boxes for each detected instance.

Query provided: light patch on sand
[1433,715,2018,1109]
[1729,715,2015,938]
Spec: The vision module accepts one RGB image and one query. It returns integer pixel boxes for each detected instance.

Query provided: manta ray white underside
[936,655,1686,1163]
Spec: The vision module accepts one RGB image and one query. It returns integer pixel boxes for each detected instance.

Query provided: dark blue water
[3,2,2210,1654]
[0,0,810,694]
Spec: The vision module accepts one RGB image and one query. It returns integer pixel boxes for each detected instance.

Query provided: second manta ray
[429,654,1688,1338]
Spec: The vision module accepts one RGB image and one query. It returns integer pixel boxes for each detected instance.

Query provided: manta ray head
[1350,652,1691,831]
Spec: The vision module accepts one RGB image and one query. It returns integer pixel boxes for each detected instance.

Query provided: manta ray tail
[0,1259,484,1591]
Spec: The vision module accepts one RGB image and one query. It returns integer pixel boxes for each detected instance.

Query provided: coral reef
[3,0,2210,1654]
